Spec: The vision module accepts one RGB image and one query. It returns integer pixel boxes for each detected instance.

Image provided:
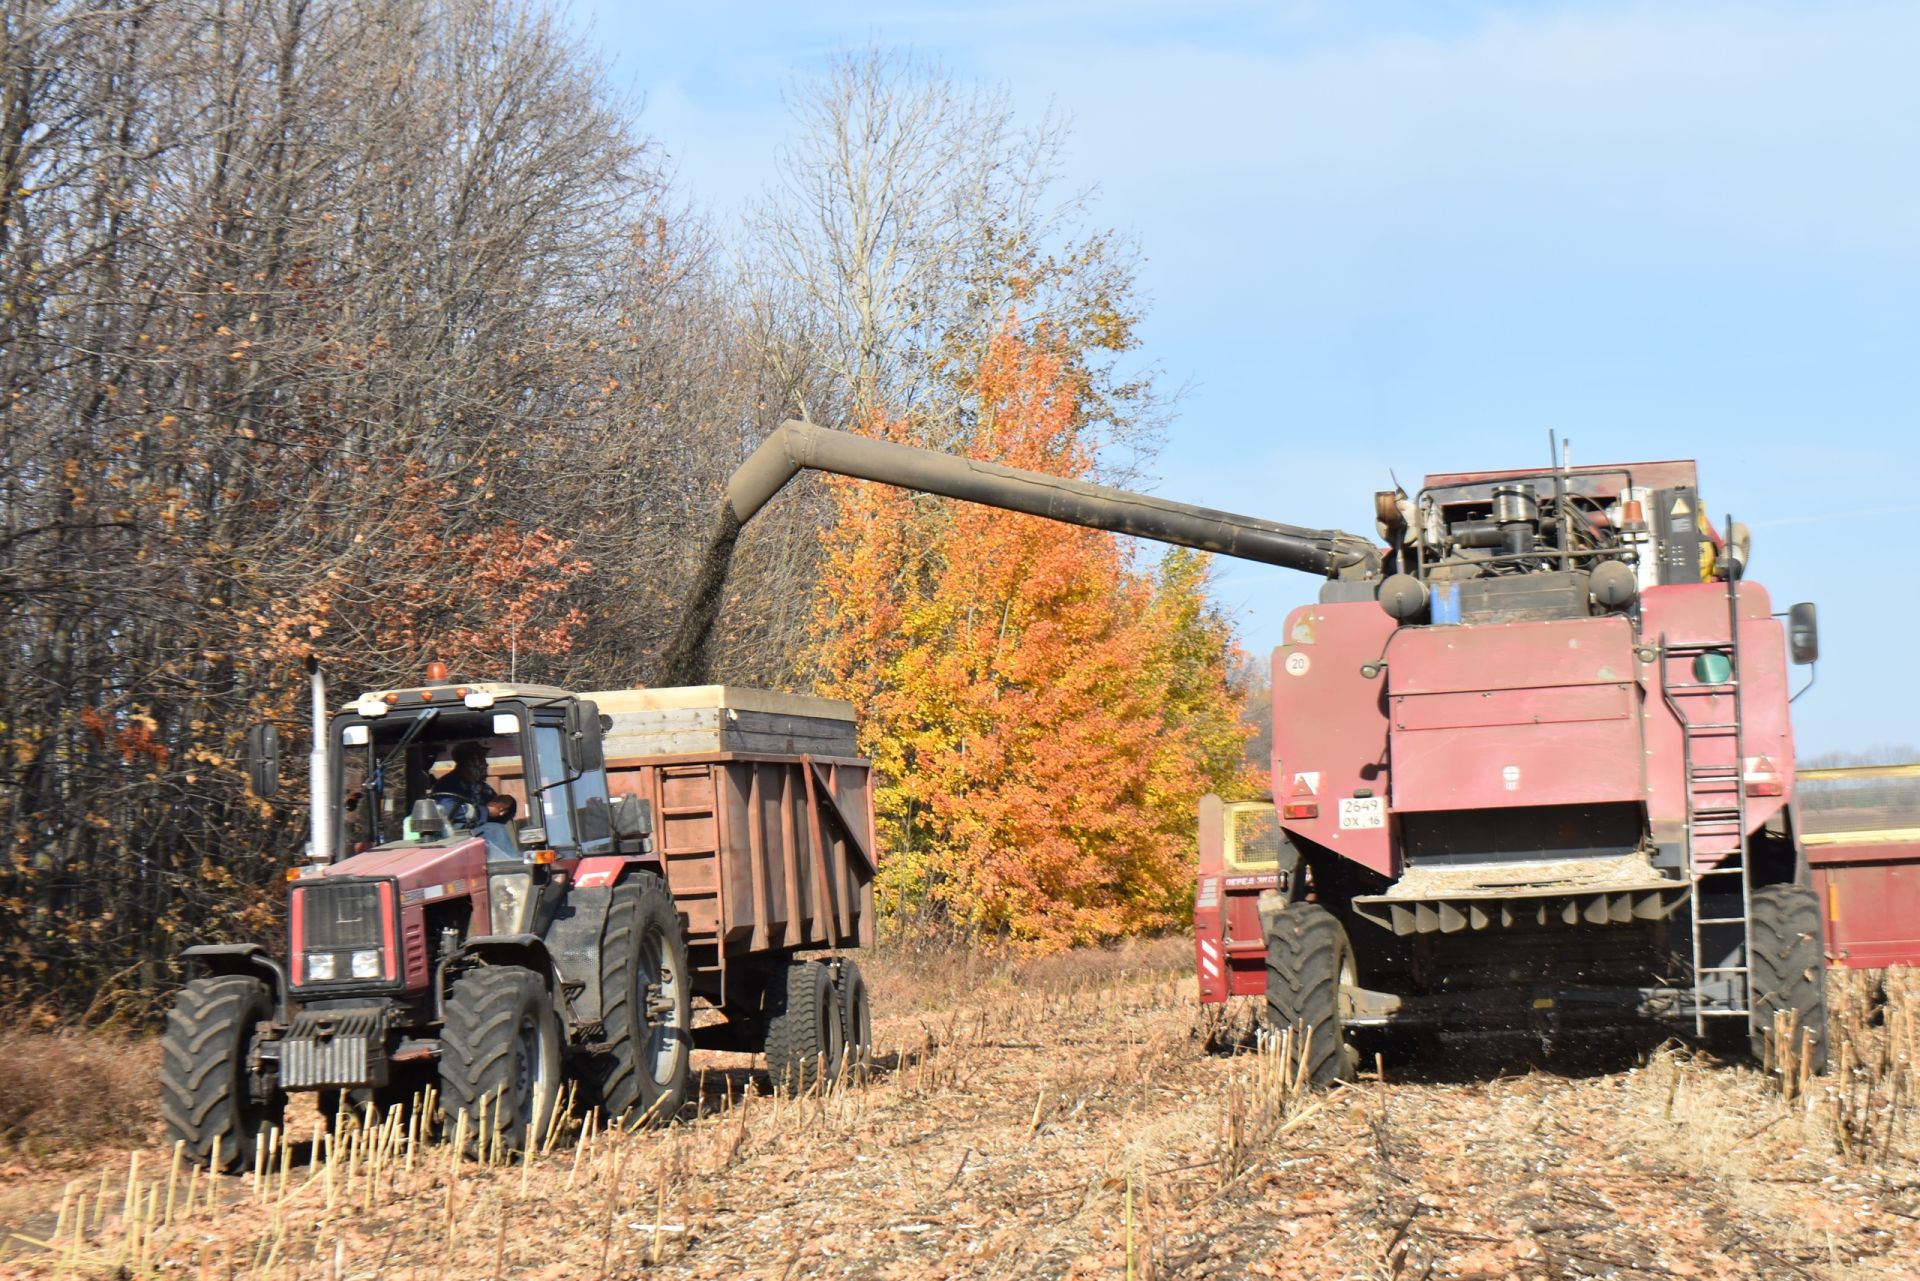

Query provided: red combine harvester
[685,426,1831,1084]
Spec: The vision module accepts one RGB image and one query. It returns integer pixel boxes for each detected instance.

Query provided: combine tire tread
[159,976,281,1172]
[594,872,693,1126]
[1748,884,1829,1071]
[1264,903,1356,1088]
[764,960,842,1093]
[439,967,560,1156]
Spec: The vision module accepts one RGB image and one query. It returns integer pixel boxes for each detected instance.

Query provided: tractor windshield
[334,709,528,855]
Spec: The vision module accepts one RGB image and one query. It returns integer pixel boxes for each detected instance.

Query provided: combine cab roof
[342,680,575,716]
[1423,459,1698,501]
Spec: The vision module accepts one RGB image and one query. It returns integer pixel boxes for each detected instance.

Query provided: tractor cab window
[529,725,577,850]
[334,710,527,854]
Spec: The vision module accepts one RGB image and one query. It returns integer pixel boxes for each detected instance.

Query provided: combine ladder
[1659,519,1752,1036]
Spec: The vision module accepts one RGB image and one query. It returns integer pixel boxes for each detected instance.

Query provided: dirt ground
[0,939,1915,1280]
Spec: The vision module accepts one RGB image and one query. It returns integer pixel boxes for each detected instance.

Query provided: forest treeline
[0,0,1249,1014]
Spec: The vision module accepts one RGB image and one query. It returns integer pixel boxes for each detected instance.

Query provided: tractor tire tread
[594,872,692,1125]
[439,967,555,1154]
[159,976,280,1171]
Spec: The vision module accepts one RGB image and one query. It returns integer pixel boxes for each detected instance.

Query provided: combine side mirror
[1788,602,1819,665]
[562,699,605,776]
[612,795,654,840]
[243,724,280,798]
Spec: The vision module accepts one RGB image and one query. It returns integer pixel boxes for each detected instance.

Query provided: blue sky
[570,0,1918,758]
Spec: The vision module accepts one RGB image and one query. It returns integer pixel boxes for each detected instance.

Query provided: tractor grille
[299,881,385,951]
[279,1007,388,1089]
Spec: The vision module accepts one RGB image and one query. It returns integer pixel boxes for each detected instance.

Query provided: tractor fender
[438,934,570,1023]
[543,858,669,1028]
[180,944,290,1024]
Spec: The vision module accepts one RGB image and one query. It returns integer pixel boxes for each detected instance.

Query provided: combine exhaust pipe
[660,420,1379,685]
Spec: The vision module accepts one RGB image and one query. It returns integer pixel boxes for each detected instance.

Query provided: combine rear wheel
[594,872,693,1126]
[1748,884,1829,1072]
[1264,903,1358,1087]
[160,976,284,1172]
[764,960,844,1093]
[439,967,562,1157]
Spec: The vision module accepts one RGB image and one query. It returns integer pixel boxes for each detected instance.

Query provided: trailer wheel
[159,976,284,1172]
[764,960,844,1093]
[439,967,562,1157]
[594,872,692,1126]
[1263,903,1357,1087]
[834,958,872,1077]
[1748,884,1829,1072]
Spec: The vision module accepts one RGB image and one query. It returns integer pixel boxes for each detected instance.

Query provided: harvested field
[0,942,1915,1279]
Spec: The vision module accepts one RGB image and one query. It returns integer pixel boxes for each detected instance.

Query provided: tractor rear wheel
[1264,903,1358,1087]
[439,967,562,1157]
[764,960,844,1093]
[834,958,872,1078]
[160,976,284,1172]
[1748,884,1829,1072]
[593,872,693,1126]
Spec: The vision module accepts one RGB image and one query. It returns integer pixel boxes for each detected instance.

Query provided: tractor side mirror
[1787,602,1819,665]
[244,724,280,798]
[562,700,605,776]
[612,795,653,840]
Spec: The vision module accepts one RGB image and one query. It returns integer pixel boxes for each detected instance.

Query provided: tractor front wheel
[439,967,562,1157]
[764,960,844,1093]
[1264,903,1358,1087]
[593,872,693,1126]
[1749,884,1829,1072]
[159,976,284,1172]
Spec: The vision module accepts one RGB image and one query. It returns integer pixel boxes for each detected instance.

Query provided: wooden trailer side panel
[607,753,875,964]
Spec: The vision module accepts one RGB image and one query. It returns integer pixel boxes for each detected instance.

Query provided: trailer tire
[834,958,872,1077]
[1748,884,1829,1072]
[1264,903,1357,1088]
[764,960,843,1093]
[594,872,692,1126]
[160,976,283,1172]
[439,967,562,1157]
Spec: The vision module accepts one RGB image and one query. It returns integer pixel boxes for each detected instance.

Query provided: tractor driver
[432,741,519,858]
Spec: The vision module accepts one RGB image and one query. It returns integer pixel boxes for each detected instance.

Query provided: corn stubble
[0,944,1916,1279]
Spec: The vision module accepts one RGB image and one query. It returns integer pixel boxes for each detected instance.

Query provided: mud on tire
[160,975,284,1172]
[439,967,562,1157]
[593,872,692,1126]
[1263,903,1357,1087]
[1748,884,1829,1072]
[764,960,843,1093]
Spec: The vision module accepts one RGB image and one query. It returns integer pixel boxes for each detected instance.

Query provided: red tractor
[685,425,1828,1083]
[167,672,874,1169]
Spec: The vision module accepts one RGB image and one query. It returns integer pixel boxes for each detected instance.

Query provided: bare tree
[746,47,1165,463]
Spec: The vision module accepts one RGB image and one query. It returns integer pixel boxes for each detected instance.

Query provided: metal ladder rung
[1695,965,1750,975]
[1697,916,1749,925]
[1689,766,1740,778]
[1668,681,1739,692]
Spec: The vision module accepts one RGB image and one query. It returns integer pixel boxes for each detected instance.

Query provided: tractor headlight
[350,949,382,980]
[306,952,336,982]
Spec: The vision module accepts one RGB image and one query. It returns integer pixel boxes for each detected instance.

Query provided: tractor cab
[329,673,614,863]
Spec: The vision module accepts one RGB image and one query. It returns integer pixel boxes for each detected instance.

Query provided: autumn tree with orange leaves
[811,331,1254,950]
